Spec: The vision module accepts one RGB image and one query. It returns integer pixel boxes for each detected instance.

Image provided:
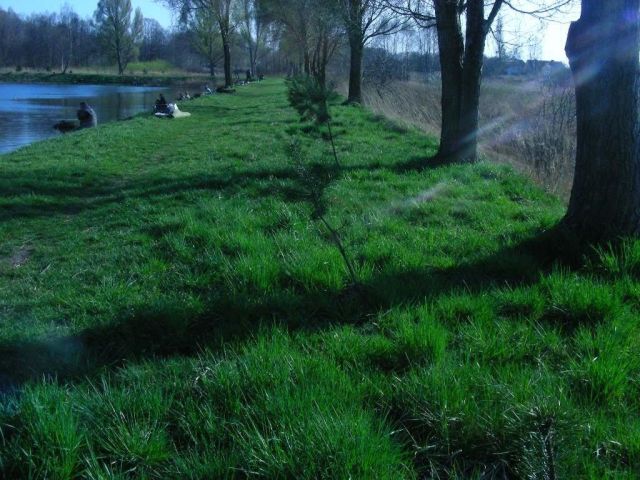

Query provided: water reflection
[0,83,179,154]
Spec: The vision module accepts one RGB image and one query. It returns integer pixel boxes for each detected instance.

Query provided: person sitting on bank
[155,94,170,114]
[77,102,97,129]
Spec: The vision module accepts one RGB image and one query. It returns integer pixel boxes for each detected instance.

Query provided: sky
[495,2,581,63]
[0,0,581,62]
[0,0,176,28]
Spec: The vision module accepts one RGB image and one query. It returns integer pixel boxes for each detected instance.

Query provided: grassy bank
[0,70,209,87]
[1,80,639,478]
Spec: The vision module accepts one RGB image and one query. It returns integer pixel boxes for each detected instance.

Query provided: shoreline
[0,71,212,87]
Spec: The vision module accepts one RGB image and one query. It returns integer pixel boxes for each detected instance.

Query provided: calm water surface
[0,83,179,154]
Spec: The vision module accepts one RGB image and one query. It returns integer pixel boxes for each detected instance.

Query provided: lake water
[0,83,179,154]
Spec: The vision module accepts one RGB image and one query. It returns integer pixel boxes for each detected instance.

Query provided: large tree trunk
[117,54,124,75]
[347,33,364,104]
[457,0,487,163]
[248,43,255,77]
[116,36,124,75]
[563,0,640,240]
[434,0,464,162]
[223,40,232,87]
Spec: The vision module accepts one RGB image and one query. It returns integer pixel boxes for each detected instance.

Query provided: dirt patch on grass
[4,246,34,268]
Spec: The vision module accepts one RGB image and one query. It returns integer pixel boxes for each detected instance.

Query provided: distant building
[526,60,567,77]
[505,60,526,76]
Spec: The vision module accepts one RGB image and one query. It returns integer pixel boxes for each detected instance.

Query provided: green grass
[1,79,639,478]
[126,60,179,74]
[0,62,207,86]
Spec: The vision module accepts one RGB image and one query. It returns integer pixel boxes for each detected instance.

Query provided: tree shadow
[0,156,402,223]
[0,226,572,395]
[0,166,308,222]
[391,152,459,173]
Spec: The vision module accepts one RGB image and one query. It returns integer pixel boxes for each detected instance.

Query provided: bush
[517,80,576,191]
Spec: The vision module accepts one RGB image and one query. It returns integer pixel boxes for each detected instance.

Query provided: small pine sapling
[286,75,341,168]
[287,138,358,286]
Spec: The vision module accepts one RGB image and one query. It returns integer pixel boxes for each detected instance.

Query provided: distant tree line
[0,3,282,75]
[0,7,98,72]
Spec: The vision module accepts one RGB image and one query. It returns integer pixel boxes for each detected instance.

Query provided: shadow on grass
[0,133,580,395]
[0,227,571,394]
[0,158,410,222]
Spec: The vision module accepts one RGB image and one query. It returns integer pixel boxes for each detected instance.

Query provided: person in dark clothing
[246,70,252,82]
[77,102,97,129]
[155,94,169,114]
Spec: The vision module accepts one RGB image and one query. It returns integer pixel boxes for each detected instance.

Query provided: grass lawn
[0,62,208,86]
[1,79,639,479]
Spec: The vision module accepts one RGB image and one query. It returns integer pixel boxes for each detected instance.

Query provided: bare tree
[309,2,343,87]
[237,0,268,77]
[262,0,313,75]
[390,0,573,164]
[165,0,236,88]
[493,13,507,59]
[563,0,640,240]
[140,18,169,62]
[94,0,144,74]
[264,0,342,86]
[337,0,404,104]
[58,6,81,73]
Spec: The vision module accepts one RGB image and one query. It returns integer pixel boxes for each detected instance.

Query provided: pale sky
[0,0,580,62]
[496,2,581,62]
[0,0,176,27]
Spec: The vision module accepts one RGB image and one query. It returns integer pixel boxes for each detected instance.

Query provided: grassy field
[0,80,639,478]
[0,61,209,87]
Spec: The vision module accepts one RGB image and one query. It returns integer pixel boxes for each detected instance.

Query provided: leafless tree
[388,0,574,164]
[164,0,236,87]
[237,0,269,77]
[264,0,342,86]
[94,0,144,74]
[337,0,405,104]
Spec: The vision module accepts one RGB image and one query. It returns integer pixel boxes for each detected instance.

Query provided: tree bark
[249,45,256,77]
[432,0,498,164]
[223,39,232,87]
[434,0,464,162]
[457,0,487,163]
[117,49,124,75]
[563,0,640,240]
[347,33,364,104]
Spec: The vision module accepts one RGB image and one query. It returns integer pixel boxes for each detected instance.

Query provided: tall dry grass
[338,75,576,198]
